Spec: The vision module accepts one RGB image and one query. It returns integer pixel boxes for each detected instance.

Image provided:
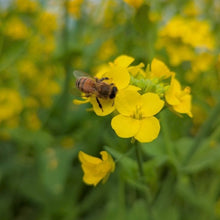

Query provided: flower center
[132,105,143,120]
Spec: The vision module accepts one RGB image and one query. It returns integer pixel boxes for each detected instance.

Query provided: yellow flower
[73,55,134,116]
[111,87,164,143]
[165,76,192,117]
[78,151,115,186]
[123,0,144,9]
[150,58,173,79]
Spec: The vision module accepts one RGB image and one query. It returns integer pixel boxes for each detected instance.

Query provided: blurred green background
[0,0,220,219]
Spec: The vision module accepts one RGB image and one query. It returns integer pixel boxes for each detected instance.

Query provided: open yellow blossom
[73,55,134,116]
[111,87,164,143]
[150,58,173,79]
[79,151,115,186]
[165,76,192,117]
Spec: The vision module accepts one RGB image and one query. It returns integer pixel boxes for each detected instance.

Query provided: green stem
[183,100,220,165]
[134,141,144,177]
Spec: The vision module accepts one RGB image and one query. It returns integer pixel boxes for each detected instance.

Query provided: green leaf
[183,141,220,173]
[127,199,150,220]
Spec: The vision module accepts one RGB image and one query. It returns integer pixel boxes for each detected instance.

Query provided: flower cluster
[74,55,193,144]
[0,0,62,137]
[156,16,215,81]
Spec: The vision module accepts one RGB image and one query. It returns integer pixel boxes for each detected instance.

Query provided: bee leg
[99,77,109,82]
[96,97,103,112]
[112,99,115,106]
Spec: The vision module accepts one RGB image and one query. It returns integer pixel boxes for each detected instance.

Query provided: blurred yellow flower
[0,88,23,122]
[159,16,215,49]
[24,97,39,109]
[157,16,215,66]
[67,0,84,19]
[192,52,214,73]
[29,35,56,55]
[183,1,200,17]
[123,0,144,9]
[36,12,58,36]
[111,87,164,143]
[31,76,61,107]
[97,39,117,61]
[191,104,207,133]
[60,136,74,149]
[15,0,39,13]
[165,76,192,117]
[24,111,41,130]
[18,60,38,79]
[4,17,29,40]
[79,151,115,186]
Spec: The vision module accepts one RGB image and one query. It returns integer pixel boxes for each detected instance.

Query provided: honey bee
[74,71,118,111]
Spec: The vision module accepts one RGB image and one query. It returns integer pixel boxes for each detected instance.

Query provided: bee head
[109,86,118,99]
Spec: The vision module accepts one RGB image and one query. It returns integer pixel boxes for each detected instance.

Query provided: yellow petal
[111,114,140,138]
[95,64,110,79]
[135,117,160,143]
[106,65,130,89]
[113,55,134,68]
[115,88,141,116]
[73,98,90,105]
[90,96,115,116]
[165,77,182,105]
[100,151,115,173]
[173,93,193,117]
[151,58,172,79]
[79,151,102,165]
[128,62,145,77]
[141,93,164,117]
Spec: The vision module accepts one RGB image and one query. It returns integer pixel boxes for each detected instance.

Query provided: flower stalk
[134,140,144,177]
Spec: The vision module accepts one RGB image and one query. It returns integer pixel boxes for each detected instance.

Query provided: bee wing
[73,70,93,79]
